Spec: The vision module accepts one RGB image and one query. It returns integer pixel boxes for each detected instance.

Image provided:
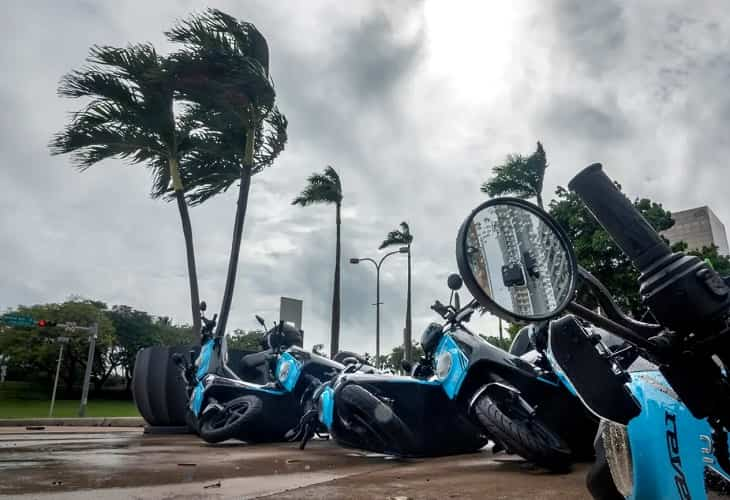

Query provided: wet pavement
[0,426,591,499]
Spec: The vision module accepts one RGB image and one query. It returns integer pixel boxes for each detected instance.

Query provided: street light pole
[350,247,408,367]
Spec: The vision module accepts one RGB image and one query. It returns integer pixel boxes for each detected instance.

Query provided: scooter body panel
[625,370,730,500]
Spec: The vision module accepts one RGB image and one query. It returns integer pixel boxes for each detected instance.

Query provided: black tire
[165,345,192,425]
[198,395,294,444]
[132,348,157,425]
[474,392,572,472]
[132,346,191,426]
[339,384,417,456]
[199,395,266,444]
[587,434,623,500]
[333,351,367,365]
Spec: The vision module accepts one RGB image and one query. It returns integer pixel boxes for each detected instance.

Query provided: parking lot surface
[0,426,591,499]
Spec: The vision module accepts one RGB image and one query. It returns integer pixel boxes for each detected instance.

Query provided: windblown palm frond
[379,221,413,249]
[163,9,287,205]
[481,142,548,207]
[167,8,274,112]
[292,166,343,206]
[50,43,182,187]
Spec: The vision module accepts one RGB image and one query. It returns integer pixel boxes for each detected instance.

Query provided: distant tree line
[0,300,197,395]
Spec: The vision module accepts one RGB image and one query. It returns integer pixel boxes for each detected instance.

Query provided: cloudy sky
[2,1,730,355]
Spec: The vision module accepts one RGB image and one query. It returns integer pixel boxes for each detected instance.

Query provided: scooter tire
[339,385,417,456]
[199,395,270,444]
[474,393,572,472]
[586,434,623,500]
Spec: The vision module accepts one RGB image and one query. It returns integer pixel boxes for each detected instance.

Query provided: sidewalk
[0,417,144,427]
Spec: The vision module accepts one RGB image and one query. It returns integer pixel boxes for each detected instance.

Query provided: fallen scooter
[294,275,489,458]
[175,303,344,443]
[455,163,730,498]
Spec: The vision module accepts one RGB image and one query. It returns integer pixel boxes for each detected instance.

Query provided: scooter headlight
[436,351,453,381]
[603,421,633,497]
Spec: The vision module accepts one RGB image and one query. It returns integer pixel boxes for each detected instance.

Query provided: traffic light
[37,320,57,328]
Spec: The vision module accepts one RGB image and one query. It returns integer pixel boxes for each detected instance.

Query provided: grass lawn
[0,399,140,419]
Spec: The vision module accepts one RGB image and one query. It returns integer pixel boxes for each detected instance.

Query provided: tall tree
[50,44,206,336]
[482,141,548,208]
[292,166,344,355]
[379,222,414,361]
[166,9,287,337]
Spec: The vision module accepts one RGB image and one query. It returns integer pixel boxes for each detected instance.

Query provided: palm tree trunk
[331,202,341,356]
[536,192,544,210]
[216,127,255,337]
[405,245,412,362]
[169,158,202,337]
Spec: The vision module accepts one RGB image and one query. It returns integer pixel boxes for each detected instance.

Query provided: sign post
[78,323,98,417]
[49,337,69,417]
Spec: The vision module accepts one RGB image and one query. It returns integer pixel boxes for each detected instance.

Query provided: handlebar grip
[568,163,671,273]
[431,301,447,316]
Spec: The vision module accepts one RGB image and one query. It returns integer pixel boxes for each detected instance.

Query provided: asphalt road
[0,426,592,499]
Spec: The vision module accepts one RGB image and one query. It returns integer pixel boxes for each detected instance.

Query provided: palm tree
[481,141,548,209]
[50,43,209,336]
[166,9,287,337]
[379,222,414,362]
[292,166,343,356]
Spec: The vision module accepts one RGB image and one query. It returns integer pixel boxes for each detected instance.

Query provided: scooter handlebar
[568,163,671,273]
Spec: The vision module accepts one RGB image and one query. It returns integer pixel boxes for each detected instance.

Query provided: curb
[0,417,145,427]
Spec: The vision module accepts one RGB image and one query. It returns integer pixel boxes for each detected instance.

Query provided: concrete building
[661,206,729,256]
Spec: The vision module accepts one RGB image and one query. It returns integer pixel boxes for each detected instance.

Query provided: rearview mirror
[455,198,577,322]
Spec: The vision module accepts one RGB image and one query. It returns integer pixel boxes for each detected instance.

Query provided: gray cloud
[4,0,730,356]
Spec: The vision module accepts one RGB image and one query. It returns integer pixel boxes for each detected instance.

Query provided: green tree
[481,141,548,208]
[0,300,114,394]
[671,243,730,276]
[107,306,157,389]
[384,343,425,372]
[549,186,675,316]
[50,44,212,337]
[106,305,193,389]
[166,9,287,338]
[292,166,344,356]
[227,329,266,352]
[379,222,414,362]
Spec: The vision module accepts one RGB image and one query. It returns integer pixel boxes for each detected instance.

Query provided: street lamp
[350,247,408,367]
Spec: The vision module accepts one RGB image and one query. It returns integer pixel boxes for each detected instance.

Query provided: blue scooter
[454,163,730,498]
[176,303,344,443]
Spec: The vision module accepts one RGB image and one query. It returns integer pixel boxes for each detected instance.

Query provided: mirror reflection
[464,203,572,318]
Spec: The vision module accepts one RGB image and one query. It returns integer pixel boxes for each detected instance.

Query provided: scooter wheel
[199,395,267,444]
[586,433,623,500]
[474,392,572,473]
[339,385,417,456]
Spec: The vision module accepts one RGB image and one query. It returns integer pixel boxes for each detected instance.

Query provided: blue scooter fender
[613,371,730,500]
